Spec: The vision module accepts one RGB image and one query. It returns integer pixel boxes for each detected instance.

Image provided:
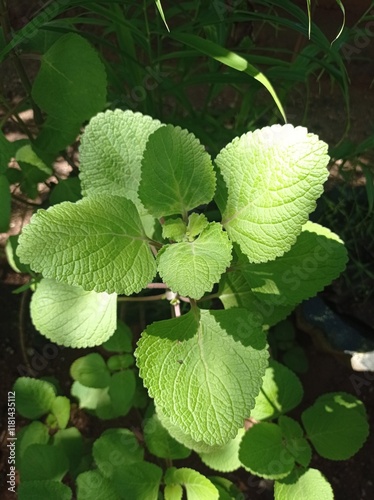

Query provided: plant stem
[147,282,167,289]
[117,293,167,302]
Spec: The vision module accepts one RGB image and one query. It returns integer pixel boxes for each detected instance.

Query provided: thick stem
[117,293,167,302]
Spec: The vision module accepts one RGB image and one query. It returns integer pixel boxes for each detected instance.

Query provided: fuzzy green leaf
[278,416,312,468]
[239,423,295,479]
[157,223,232,299]
[76,470,120,500]
[32,33,106,124]
[301,392,369,460]
[50,396,70,429]
[93,429,144,478]
[17,195,156,295]
[79,109,162,236]
[136,308,268,446]
[20,443,69,481]
[199,428,245,473]
[102,320,133,353]
[274,468,334,500]
[139,125,216,217]
[144,411,191,460]
[52,428,83,473]
[218,271,294,327]
[164,467,219,500]
[111,461,163,500]
[16,422,50,467]
[18,480,72,500]
[216,125,329,262]
[14,377,56,419]
[186,213,209,240]
[251,360,303,421]
[70,353,111,388]
[30,279,117,348]
[238,222,348,305]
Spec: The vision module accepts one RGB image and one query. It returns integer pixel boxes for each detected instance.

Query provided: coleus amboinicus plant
[17,109,348,450]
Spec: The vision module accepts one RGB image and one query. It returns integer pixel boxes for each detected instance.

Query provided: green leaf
[79,109,163,237]
[14,377,56,419]
[18,480,72,500]
[170,33,286,122]
[16,144,52,176]
[0,131,15,172]
[50,396,70,429]
[16,422,50,467]
[216,125,329,263]
[209,477,244,500]
[239,422,295,480]
[136,308,268,446]
[162,217,187,242]
[157,223,232,299]
[30,279,117,348]
[274,468,334,500]
[107,354,134,371]
[0,174,11,232]
[49,177,81,205]
[32,33,106,124]
[102,320,133,353]
[139,125,216,217]
[165,467,219,500]
[237,222,348,306]
[76,470,120,500]
[71,381,108,411]
[17,161,51,199]
[52,428,83,473]
[111,461,163,500]
[251,360,303,421]
[106,370,136,417]
[93,428,144,478]
[5,235,32,273]
[164,483,183,500]
[301,392,369,460]
[143,411,191,460]
[70,353,111,388]
[186,213,209,240]
[199,428,245,473]
[278,416,312,468]
[218,271,295,327]
[20,443,69,481]
[17,195,157,295]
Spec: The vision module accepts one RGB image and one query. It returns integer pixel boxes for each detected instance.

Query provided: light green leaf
[50,396,70,429]
[70,353,111,388]
[32,33,106,124]
[0,174,11,232]
[143,411,191,460]
[251,360,303,421]
[216,124,329,262]
[79,109,163,237]
[139,125,216,217]
[30,279,117,348]
[186,213,209,240]
[278,416,312,468]
[93,429,144,478]
[20,443,69,481]
[164,483,183,500]
[106,370,136,417]
[218,271,295,327]
[157,223,232,299]
[17,195,157,295]
[301,392,369,460]
[111,461,163,500]
[162,217,187,242]
[52,428,83,473]
[16,144,52,176]
[199,428,245,473]
[76,470,120,500]
[238,222,348,305]
[70,381,108,411]
[18,480,72,500]
[239,423,295,480]
[136,308,268,446]
[165,467,219,500]
[274,468,334,500]
[102,320,133,353]
[16,422,50,467]
[14,377,56,419]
